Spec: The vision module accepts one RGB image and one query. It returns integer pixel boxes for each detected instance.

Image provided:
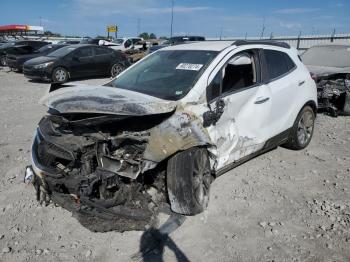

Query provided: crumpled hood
[306,65,350,77]
[40,83,177,116]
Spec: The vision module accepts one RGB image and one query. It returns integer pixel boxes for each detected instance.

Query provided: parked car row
[1,40,131,83]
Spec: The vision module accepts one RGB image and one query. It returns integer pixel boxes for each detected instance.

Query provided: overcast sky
[1,0,349,38]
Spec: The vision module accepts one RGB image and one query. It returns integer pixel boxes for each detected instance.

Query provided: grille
[36,130,75,168]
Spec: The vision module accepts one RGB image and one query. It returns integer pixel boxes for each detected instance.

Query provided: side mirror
[228,54,251,66]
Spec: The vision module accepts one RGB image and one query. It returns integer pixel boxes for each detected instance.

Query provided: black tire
[110,63,125,78]
[167,148,212,215]
[0,56,7,66]
[284,105,315,150]
[52,67,69,83]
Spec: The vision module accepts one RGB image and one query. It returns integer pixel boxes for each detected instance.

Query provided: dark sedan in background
[23,44,131,83]
[0,40,49,66]
[7,44,67,72]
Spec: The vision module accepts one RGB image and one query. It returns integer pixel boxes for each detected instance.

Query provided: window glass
[221,52,257,94]
[207,71,222,101]
[109,50,218,100]
[132,38,141,44]
[284,53,296,71]
[95,47,112,55]
[265,49,295,80]
[124,40,132,48]
[75,47,93,58]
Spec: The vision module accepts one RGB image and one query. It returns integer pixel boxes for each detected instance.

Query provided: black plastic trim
[233,40,290,49]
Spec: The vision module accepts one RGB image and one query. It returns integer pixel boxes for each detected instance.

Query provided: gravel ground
[0,67,350,262]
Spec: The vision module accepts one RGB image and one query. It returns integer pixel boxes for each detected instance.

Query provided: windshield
[302,45,350,68]
[113,39,124,44]
[47,46,78,57]
[109,50,218,100]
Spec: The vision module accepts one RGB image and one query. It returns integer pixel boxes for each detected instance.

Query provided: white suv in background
[28,40,317,227]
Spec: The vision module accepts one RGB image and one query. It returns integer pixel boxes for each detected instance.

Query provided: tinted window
[75,47,93,58]
[94,47,112,55]
[132,38,141,44]
[265,50,295,80]
[207,71,222,101]
[48,46,78,57]
[124,40,132,48]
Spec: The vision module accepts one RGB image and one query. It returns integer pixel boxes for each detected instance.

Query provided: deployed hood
[41,83,177,116]
[306,65,350,77]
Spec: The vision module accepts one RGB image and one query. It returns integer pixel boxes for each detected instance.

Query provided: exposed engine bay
[316,73,350,117]
[31,112,174,232]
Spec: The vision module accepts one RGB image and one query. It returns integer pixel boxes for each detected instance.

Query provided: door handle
[298,80,305,86]
[255,97,270,104]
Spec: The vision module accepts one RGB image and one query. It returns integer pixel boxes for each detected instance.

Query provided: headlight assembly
[33,62,54,69]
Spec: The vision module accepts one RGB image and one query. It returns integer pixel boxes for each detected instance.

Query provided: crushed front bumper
[28,130,159,232]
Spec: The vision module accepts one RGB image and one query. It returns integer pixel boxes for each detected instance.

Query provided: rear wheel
[284,105,315,150]
[52,67,69,83]
[111,63,125,78]
[167,148,212,215]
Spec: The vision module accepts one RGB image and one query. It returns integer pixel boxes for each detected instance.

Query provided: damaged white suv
[27,40,317,232]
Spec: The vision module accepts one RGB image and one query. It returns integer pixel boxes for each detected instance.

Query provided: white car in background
[27,40,317,231]
[99,37,144,51]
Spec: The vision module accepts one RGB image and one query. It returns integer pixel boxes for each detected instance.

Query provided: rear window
[265,49,296,80]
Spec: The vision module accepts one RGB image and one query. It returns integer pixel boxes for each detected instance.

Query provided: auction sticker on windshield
[176,63,203,71]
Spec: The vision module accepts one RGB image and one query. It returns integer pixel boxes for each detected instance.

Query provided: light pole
[170,0,174,38]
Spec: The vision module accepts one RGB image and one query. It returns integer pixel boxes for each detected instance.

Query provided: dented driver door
[205,49,272,170]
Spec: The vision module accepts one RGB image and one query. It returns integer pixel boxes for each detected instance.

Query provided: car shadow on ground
[131,214,190,262]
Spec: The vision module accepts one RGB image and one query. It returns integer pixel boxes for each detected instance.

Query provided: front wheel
[0,56,7,66]
[167,148,212,215]
[284,105,315,150]
[110,63,125,78]
[52,67,69,83]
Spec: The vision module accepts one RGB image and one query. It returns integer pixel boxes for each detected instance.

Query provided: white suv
[28,40,317,230]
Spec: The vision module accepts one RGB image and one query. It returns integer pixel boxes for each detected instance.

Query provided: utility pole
[39,16,42,26]
[137,18,141,36]
[170,0,174,38]
[260,17,266,39]
[219,27,223,40]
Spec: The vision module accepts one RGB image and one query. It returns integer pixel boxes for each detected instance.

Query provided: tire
[284,105,315,150]
[110,63,125,78]
[167,148,212,215]
[52,67,69,83]
[0,56,7,66]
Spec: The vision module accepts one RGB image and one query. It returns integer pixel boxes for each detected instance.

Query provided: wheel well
[304,100,317,116]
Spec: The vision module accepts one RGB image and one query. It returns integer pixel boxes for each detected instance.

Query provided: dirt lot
[0,67,350,262]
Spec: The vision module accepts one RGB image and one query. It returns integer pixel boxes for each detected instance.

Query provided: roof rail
[233,40,290,49]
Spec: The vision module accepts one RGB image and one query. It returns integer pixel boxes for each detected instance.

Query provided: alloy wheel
[192,150,211,206]
[55,69,67,82]
[111,64,124,77]
[297,110,314,146]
